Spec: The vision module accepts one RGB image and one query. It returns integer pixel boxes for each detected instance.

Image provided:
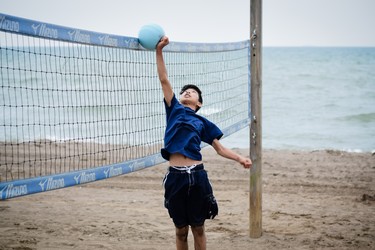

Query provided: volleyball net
[0,13,251,200]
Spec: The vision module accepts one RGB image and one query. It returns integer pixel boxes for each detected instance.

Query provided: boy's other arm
[211,139,252,169]
[156,36,174,106]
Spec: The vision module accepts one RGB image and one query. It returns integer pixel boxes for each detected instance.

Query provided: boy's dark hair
[180,84,203,112]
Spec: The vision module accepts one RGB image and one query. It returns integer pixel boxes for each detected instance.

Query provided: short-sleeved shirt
[161,94,223,161]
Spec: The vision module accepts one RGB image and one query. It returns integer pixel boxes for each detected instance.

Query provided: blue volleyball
[138,24,165,50]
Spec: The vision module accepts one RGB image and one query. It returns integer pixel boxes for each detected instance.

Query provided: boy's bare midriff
[169,153,202,167]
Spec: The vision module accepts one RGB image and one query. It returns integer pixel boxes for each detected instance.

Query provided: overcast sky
[1,0,374,46]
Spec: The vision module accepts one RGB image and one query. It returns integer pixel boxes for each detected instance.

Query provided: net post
[249,0,263,238]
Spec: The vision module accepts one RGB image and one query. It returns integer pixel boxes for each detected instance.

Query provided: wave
[199,107,222,116]
[337,112,375,123]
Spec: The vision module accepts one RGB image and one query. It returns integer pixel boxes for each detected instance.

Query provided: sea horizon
[222,47,375,153]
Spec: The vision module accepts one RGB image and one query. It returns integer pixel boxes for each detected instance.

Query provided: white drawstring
[171,164,198,174]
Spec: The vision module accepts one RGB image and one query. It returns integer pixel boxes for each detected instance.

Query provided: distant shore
[0,148,374,249]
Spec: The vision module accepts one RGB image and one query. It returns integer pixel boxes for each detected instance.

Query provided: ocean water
[222,47,375,152]
[1,46,374,153]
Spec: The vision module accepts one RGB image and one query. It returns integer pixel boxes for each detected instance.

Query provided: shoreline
[0,148,374,249]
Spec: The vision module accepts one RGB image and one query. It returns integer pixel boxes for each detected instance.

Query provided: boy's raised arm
[156,36,174,106]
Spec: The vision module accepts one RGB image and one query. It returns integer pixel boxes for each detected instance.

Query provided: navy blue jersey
[161,95,223,161]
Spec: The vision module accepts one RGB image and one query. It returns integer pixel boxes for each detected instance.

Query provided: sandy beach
[0,148,374,250]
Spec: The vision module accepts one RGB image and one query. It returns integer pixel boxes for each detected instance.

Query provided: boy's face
[179,88,202,110]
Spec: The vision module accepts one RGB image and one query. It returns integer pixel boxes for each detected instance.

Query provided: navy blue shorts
[163,164,218,228]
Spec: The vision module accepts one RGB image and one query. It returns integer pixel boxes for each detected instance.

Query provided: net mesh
[0,14,250,188]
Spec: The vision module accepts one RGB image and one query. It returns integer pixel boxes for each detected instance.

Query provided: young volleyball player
[156,36,252,250]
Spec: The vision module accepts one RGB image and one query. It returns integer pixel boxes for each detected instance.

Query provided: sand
[0,148,374,250]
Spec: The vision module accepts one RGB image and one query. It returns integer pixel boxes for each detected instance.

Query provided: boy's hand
[239,156,252,169]
[157,36,169,50]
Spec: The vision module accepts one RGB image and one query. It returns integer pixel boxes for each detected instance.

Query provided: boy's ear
[197,102,202,109]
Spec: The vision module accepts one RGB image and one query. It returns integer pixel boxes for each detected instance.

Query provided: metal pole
[250,0,262,238]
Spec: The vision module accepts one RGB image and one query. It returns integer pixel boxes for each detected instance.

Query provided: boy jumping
[156,36,252,250]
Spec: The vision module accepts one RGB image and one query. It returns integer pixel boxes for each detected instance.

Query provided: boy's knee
[175,226,189,241]
[191,225,205,237]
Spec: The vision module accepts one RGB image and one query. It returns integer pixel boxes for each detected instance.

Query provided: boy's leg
[175,226,189,250]
[191,225,206,250]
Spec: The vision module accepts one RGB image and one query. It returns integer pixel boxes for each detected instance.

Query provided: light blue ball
[138,24,165,50]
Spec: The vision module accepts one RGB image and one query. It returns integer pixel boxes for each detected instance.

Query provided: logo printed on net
[74,172,96,184]
[0,15,19,32]
[31,23,58,38]
[99,35,118,47]
[124,39,138,49]
[39,177,65,191]
[68,30,91,43]
[0,184,28,199]
[131,161,146,172]
[104,166,122,178]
